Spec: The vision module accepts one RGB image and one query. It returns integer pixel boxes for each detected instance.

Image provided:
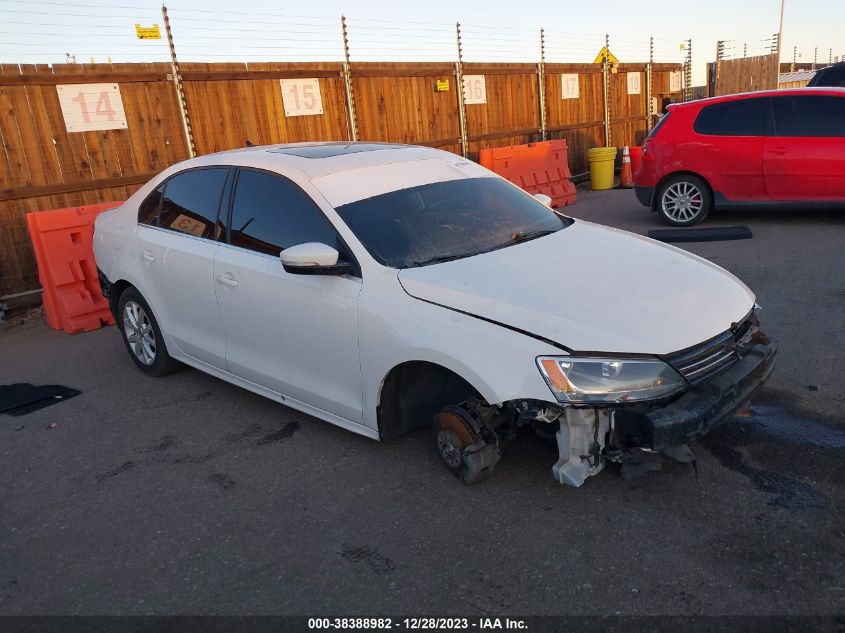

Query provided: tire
[656,174,712,227]
[117,287,180,377]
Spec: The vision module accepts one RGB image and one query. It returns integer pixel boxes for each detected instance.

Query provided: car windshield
[334,177,571,268]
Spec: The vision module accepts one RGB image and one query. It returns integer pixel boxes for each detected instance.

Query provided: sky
[1,0,843,85]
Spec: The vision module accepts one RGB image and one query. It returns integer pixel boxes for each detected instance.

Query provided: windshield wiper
[408,253,469,267]
[509,228,557,244]
[407,230,558,267]
[479,229,558,254]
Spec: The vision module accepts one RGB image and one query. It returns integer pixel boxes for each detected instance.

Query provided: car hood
[397,220,755,355]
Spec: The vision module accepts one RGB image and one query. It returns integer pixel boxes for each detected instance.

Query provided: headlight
[537,356,686,404]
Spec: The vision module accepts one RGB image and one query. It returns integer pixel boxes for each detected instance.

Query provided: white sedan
[94,142,776,486]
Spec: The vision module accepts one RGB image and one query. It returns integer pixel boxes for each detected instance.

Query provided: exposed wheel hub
[436,429,464,468]
[432,406,500,485]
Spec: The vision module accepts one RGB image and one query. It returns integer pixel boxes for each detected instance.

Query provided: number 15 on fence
[280,78,324,117]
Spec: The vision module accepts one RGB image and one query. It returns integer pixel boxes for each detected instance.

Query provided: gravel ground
[1,188,843,616]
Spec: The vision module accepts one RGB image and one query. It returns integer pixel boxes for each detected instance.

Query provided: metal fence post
[455,22,468,158]
[162,5,195,158]
[771,32,780,89]
[646,36,653,132]
[341,15,358,142]
[602,33,611,147]
[538,28,547,141]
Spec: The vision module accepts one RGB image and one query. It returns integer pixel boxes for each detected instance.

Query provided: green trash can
[586,146,618,190]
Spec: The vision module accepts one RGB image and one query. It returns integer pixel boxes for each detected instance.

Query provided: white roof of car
[188,142,447,178]
[181,142,493,207]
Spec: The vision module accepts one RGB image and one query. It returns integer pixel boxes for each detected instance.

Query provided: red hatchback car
[634,88,845,226]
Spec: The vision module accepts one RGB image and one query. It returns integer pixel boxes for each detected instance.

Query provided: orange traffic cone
[619,145,634,189]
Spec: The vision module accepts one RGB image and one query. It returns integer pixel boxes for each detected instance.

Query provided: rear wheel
[117,288,180,377]
[657,174,712,226]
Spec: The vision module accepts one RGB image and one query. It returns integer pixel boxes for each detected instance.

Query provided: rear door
[692,97,769,202]
[133,167,229,368]
[765,94,845,201]
[212,168,364,423]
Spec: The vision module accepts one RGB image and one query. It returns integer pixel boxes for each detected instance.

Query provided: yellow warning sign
[435,79,450,92]
[593,46,620,65]
[135,24,161,40]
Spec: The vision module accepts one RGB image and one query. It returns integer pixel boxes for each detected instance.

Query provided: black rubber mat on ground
[0,383,81,416]
[647,226,753,243]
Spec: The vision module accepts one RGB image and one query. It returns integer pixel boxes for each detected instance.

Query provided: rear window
[770,95,845,137]
[646,111,670,139]
[693,99,768,136]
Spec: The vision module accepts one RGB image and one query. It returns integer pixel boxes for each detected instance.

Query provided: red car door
[765,94,845,201]
[691,97,768,202]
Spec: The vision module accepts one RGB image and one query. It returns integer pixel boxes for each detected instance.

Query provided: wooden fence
[712,54,779,96]
[0,60,682,297]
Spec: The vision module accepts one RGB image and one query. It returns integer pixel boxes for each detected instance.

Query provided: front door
[765,94,845,201]
[212,168,364,423]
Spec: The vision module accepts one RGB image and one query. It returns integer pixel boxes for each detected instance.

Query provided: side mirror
[533,193,553,208]
[280,242,352,276]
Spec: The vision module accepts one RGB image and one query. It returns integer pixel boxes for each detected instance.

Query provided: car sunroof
[267,144,408,159]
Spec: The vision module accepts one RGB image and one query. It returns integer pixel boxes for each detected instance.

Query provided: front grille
[666,312,756,385]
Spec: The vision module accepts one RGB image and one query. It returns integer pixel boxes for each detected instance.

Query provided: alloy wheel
[123,300,156,366]
[661,181,704,223]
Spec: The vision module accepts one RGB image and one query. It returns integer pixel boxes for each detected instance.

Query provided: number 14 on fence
[56,84,128,132]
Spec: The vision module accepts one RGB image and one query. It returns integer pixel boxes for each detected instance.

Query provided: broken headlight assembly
[536,356,686,404]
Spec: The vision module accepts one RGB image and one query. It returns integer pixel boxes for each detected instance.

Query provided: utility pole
[774,0,785,88]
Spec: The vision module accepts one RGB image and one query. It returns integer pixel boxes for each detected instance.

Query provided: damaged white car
[94,142,777,486]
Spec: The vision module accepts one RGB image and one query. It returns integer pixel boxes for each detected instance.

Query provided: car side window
[771,95,845,137]
[227,169,343,257]
[138,184,165,226]
[693,99,768,136]
[157,168,228,240]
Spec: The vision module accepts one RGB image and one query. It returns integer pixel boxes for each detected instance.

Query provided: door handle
[215,273,238,288]
[141,251,155,263]
[767,146,787,155]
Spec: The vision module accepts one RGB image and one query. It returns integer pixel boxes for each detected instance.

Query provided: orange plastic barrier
[478,140,577,208]
[26,202,122,334]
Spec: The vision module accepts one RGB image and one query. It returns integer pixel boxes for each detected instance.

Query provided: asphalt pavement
[1,188,844,616]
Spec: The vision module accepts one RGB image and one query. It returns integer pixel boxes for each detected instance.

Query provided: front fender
[357,272,562,432]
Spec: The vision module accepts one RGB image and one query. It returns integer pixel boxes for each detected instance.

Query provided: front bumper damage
[551,336,777,486]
